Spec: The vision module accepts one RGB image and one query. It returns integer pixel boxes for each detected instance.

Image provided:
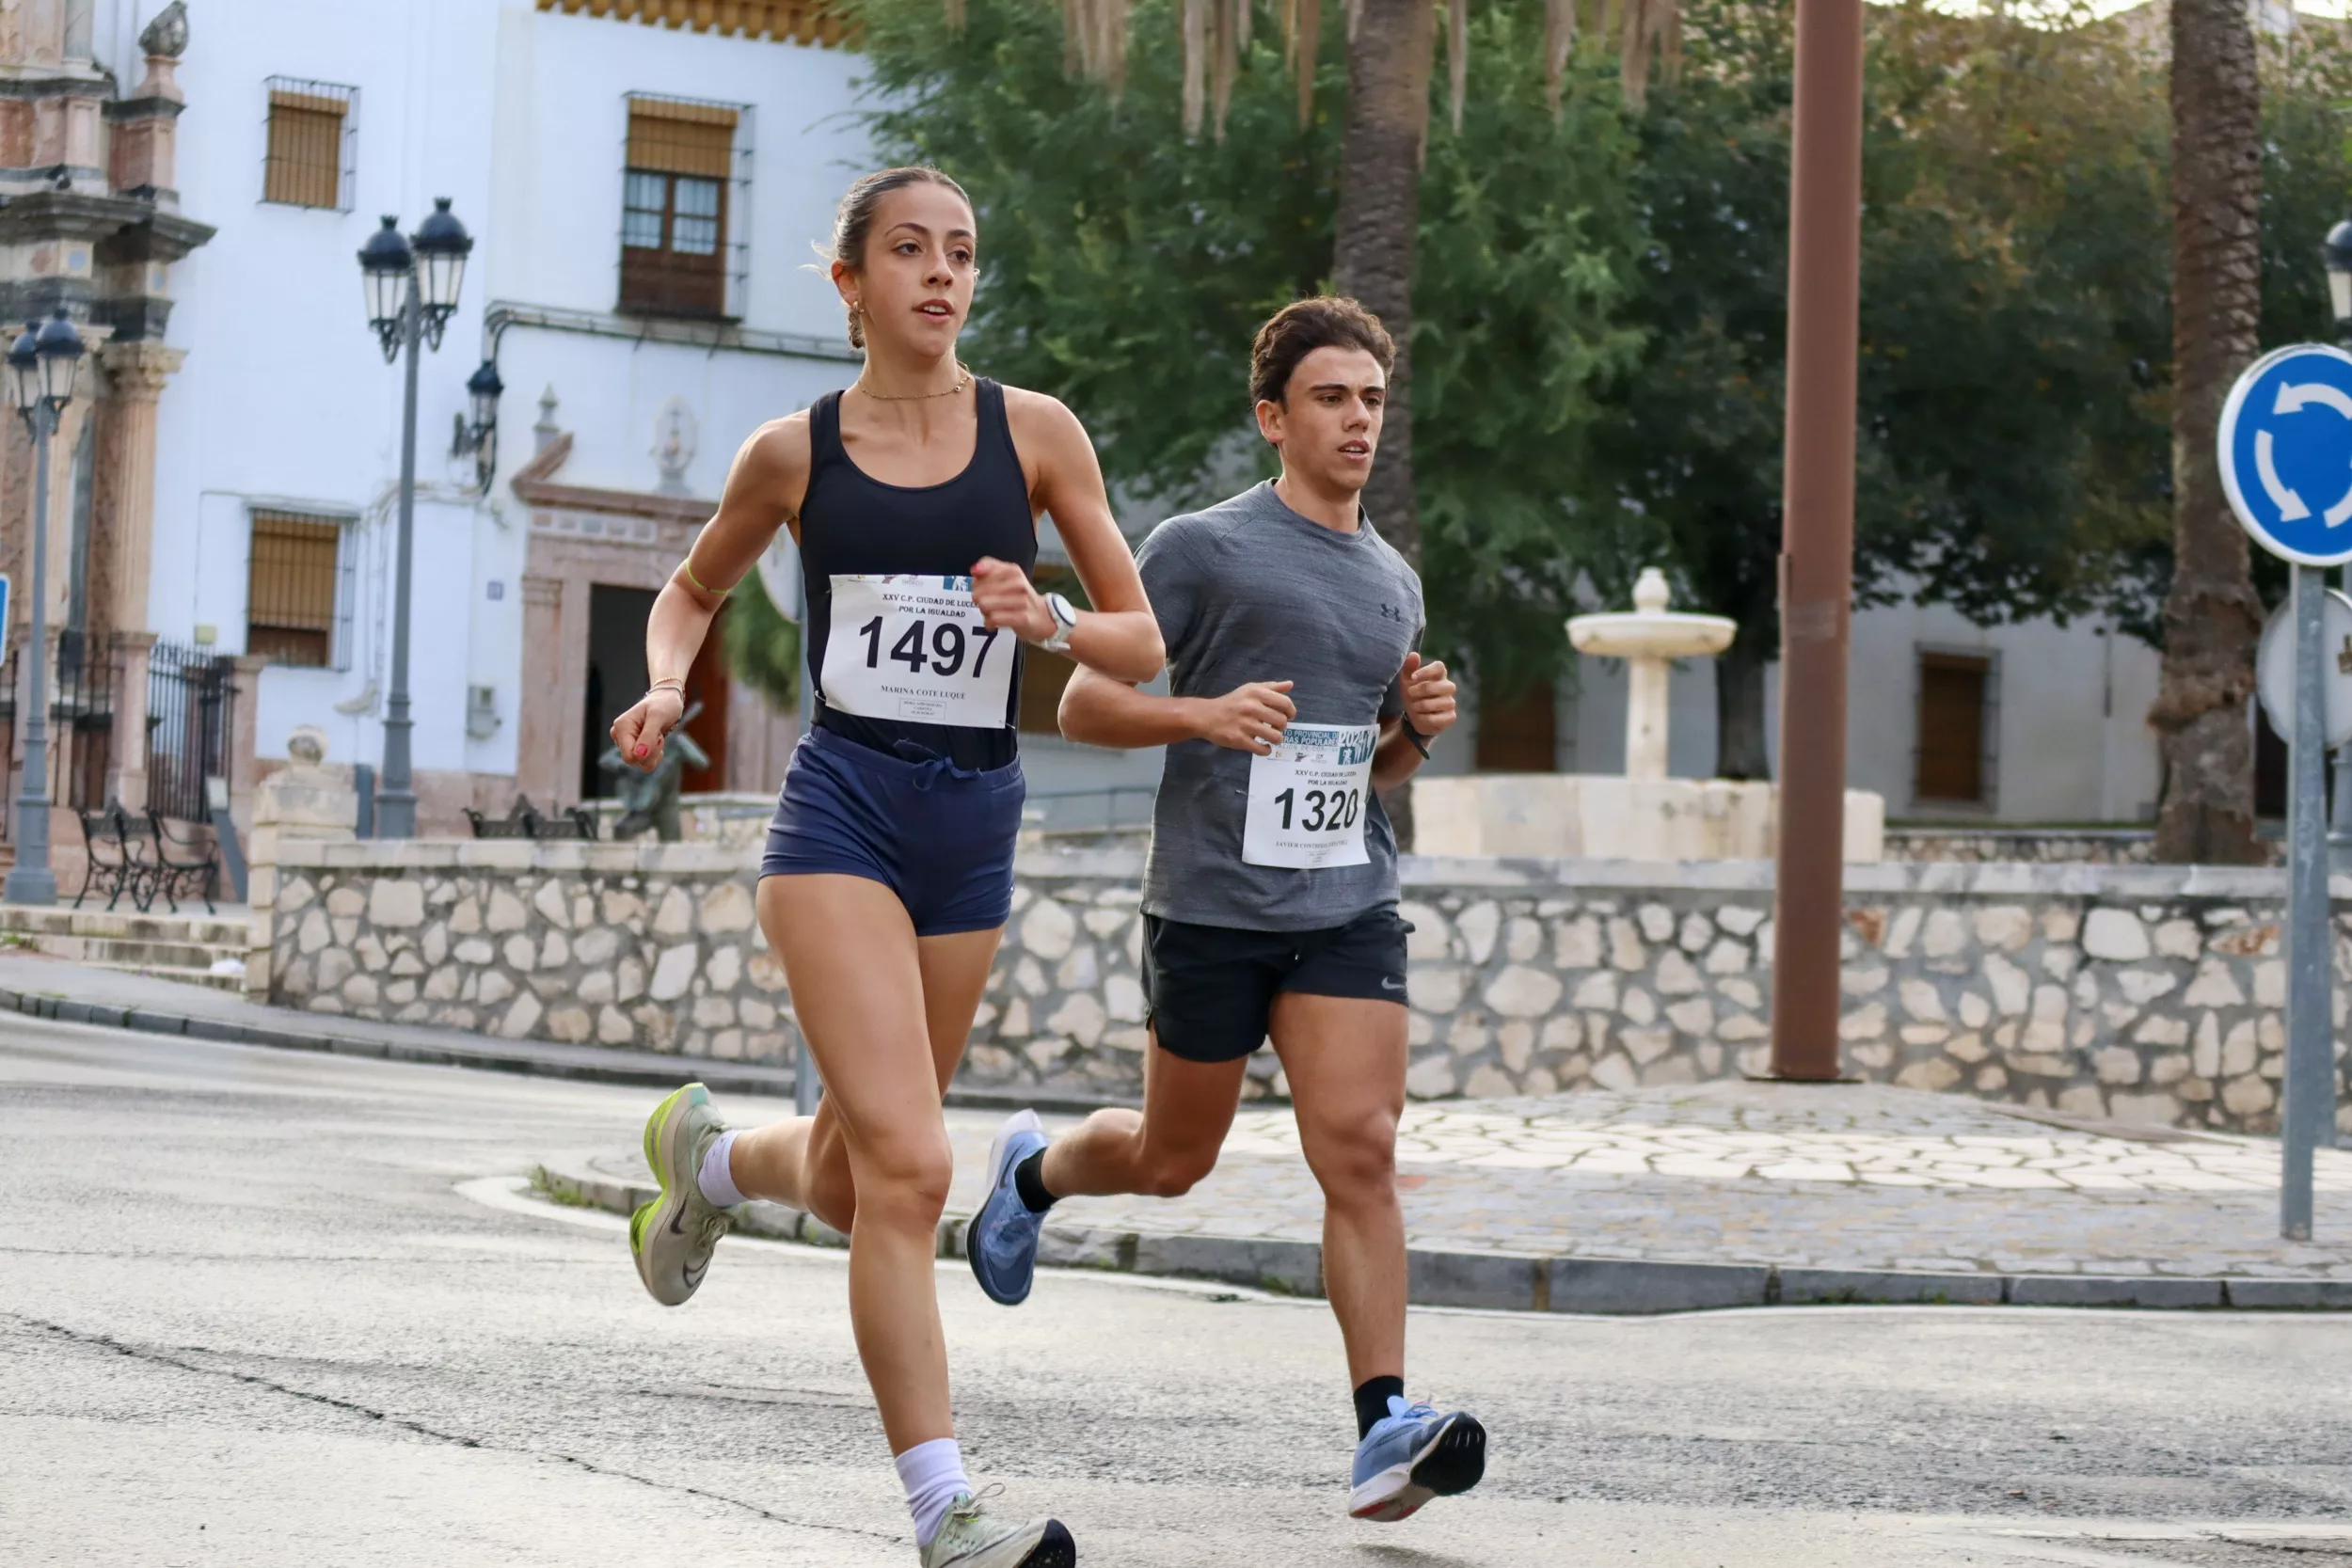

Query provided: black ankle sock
[1012,1148,1058,1214]
[1354,1375,1406,1440]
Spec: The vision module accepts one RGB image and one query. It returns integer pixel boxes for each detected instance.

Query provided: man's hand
[1196,680,1295,754]
[1400,653,1456,741]
[972,556,1055,642]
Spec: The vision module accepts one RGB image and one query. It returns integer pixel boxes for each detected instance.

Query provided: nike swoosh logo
[1380,977,1406,992]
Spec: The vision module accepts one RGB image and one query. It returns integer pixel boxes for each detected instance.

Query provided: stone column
[226,653,269,837]
[96,341,184,637]
[105,629,157,811]
[516,576,564,804]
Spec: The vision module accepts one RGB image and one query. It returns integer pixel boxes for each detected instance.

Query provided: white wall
[148,0,869,779]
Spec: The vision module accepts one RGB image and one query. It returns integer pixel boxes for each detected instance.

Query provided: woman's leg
[748,872,963,1450]
[727,894,1003,1235]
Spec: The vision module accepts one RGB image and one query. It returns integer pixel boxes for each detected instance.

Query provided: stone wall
[249,840,2352,1137]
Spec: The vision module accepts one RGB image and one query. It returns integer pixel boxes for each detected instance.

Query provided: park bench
[146,808,221,915]
[464,797,598,842]
[73,804,151,912]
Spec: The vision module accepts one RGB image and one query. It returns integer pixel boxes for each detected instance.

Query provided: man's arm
[1370,652,1456,790]
[1060,665,1297,753]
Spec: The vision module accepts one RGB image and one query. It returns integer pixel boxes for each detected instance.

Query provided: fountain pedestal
[1412,569,1885,863]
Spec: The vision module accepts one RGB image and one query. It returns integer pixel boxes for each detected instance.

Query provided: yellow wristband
[682,559,729,598]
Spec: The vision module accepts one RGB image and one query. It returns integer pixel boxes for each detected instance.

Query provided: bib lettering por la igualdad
[1242,721,1378,869]
[819,574,1016,730]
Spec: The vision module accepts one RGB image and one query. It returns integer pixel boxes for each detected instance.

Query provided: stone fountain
[1413,568,1884,862]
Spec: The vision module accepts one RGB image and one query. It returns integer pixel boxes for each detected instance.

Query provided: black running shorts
[1141,907,1413,1064]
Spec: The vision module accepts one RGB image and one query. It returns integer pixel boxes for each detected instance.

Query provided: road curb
[0,982,1131,1117]
[527,1154,2352,1316]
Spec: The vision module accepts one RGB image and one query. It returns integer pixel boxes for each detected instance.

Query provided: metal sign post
[2218,342,2352,1239]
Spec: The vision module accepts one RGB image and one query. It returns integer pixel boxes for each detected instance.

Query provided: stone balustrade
[247,837,2352,1136]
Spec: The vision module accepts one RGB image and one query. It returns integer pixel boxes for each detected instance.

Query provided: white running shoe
[919,1490,1075,1567]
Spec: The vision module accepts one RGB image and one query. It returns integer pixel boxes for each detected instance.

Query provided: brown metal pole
[1767,0,1865,1081]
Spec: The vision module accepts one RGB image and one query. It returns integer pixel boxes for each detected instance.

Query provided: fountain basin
[1565,612,1737,661]
[1411,774,1886,863]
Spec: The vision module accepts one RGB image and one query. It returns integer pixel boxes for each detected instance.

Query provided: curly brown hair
[1248,295,1395,407]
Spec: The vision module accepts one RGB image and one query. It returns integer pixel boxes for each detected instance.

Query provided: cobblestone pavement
[603,1080,2352,1281]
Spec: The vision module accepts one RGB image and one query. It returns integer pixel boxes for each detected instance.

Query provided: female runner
[609,166,1162,1568]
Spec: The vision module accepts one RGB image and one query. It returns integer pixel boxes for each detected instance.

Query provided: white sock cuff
[894,1436,970,1549]
[696,1129,747,1209]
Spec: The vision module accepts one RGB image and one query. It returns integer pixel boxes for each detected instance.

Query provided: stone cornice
[535,0,849,48]
[0,190,212,258]
[510,432,715,526]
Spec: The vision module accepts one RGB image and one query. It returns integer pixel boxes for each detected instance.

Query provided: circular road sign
[2219,342,2352,567]
[2256,587,2352,752]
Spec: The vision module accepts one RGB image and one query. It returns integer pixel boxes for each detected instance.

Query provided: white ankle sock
[894,1436,971,1548]
[696,1129,746,1208]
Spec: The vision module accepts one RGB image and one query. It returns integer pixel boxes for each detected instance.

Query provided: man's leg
[1038,1037,1250,1199]
[1267,991,1407,1390]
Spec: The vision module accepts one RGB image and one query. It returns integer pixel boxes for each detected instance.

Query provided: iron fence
[51,630,114,814]
[148,641,235,824]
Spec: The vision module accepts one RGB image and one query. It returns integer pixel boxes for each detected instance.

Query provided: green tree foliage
[853,0,1644,696]
[848,0,2352,765]
[721,568,802,712]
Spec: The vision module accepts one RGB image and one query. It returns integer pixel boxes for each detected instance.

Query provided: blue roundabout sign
[2219,342,2352,566]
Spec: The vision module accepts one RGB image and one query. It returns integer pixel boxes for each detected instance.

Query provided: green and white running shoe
[628,1082,732,1307]
[919,1491,1074,1568]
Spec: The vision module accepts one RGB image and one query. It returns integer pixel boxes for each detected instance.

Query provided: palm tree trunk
[1334,0,1435,843]
[2151,0,2264,864]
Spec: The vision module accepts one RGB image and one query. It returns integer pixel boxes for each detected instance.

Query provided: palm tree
[2150,0,2263,863]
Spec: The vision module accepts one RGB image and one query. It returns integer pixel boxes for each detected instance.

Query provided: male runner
[964,295,1484,1524]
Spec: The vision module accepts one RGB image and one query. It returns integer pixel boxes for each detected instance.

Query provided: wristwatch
[1039,592,1079,653]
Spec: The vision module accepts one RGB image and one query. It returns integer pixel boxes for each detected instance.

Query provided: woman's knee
[850,1133,955,1228]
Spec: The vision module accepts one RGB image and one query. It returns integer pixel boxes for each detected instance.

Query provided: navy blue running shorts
[1141,907,1414,1064]
[760,724,1026,937]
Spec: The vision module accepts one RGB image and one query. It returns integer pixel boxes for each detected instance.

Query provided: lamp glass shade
[411,198,473,315]
[357,215,414,333]
[5,326,36,411]
[2331,268,2352,330]
[466,358,503,432]
[33,310,83,406]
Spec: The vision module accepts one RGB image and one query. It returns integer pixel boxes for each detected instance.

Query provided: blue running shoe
[1349,1397,1487,1521]
[967,1109,1050,1306]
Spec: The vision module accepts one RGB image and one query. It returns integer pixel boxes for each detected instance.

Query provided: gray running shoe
[919,1491,1075,1568]
[628,1082,732,1307]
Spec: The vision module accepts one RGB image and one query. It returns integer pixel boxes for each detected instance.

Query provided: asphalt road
[6,1016,2351,1567]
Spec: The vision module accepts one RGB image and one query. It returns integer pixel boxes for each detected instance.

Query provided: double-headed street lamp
[357,198,472,839]
[4,310,87,905]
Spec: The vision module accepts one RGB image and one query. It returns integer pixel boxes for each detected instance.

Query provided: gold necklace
[853,361,973,402]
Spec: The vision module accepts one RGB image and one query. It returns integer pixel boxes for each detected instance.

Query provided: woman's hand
[972,556,1054,642]
[610,688,687,772]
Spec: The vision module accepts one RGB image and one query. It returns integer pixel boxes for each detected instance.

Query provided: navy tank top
[800,377,1037,771]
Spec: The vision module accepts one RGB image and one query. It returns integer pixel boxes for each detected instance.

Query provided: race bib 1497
[819,574,1015,729]
[1242,721,1379,869]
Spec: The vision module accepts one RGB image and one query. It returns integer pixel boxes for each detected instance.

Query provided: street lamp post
[357,198,472,840]
[2321,220,2352,871]
[4,311,87,905]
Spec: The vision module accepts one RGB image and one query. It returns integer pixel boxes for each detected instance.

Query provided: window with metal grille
[247,510,351,669]
[262,78,357,211]
[1915,650,1996,805]
[1475,679,1556,772]
[620,95,743,319]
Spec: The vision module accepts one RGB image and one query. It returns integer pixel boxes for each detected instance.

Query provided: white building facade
[0,0,2167,876]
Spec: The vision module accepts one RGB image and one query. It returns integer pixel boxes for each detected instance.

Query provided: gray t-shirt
[1136,482,1424,932]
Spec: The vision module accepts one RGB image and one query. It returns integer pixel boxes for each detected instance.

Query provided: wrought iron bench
[73,804,153,912]
[464,797,598,842]
[146,809,221,915]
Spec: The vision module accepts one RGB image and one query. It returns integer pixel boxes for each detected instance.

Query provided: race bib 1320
[820,574,1015,729]
[1242,721,1379,869]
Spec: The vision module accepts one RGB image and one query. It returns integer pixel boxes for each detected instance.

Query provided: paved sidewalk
[541,1079,2352,1315]
[3,946,2345,1313]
